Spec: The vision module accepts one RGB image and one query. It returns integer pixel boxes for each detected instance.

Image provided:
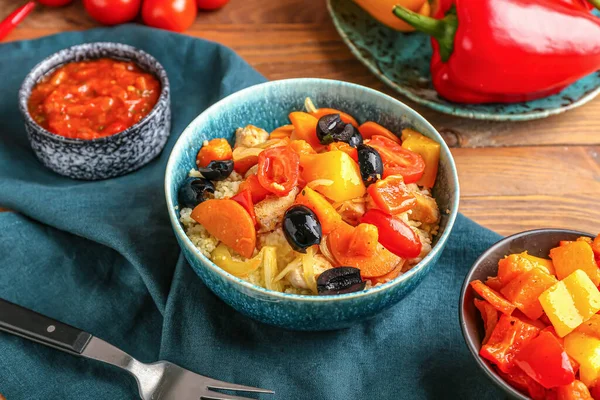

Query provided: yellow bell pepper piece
[352,0,431,32]
[212,243,262,278]
[550,241,600,286]
[300,151,366,203]
[539,270,600,337]
[564,331,600,387]
[401,128,441,189]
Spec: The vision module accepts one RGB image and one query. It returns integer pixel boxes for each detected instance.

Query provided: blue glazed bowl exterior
[165,78,460,331]
[19,42,171,180]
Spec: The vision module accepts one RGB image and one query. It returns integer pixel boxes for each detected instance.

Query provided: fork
[0,298,274,400]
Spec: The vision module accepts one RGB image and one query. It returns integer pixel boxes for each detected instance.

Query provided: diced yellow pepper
[564,331,600,387]
[300,151,366,202]
[519,251,555,276]
[539,270,600,337]
[550,241,600,286]
[576,314,600,339]
[401,129,440,189]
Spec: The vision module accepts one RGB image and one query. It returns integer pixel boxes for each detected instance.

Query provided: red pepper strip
[230,189,257,226]
[474,299,500,345]
[257,146,299,197]
[239,174,271,204]
[0,2,36,41]
[497,366,547,400]
[367,175,416,215]
[392,0,600,104]
[514,331,575,389]
[360,209,421,258]
[480,314,541,374]
[470,280,516,316]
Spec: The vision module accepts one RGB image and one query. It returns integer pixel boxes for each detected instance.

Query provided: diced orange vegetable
[591,382,600,400]
[300,151,366,202]
[232,146,261,174]
[480,314,541,373]
[238,174,271,204]
[191,199,256,259]
[474,299,500,345]
[561,241,574,247]
[400,128,441,188]
[576,315,600,340]
[348,223,379,257]
[196,138,232,168]
[564,331,600,388]
[270,124,294,139]
[367,175,416,215]
[500,268,557,320]
[328,142,358,162]
[593,235,600,265]
[486,276,504,292]
[310,108,359,128]
[295,186,342,235]
[358,121,401,144]
[498,254,552,287]
[471,280,516,315]
[289,112,324,151]
[289,140,316,156]
[369,263,403,285]
[328,222,400,278]
[551,241,600,286]
[556,380,593,400]
[520,252,556,276]
[497,366,547,400]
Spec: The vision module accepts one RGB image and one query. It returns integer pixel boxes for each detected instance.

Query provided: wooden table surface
[2,0,599,236]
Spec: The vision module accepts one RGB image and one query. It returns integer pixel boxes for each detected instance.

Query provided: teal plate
[327,0,600,121]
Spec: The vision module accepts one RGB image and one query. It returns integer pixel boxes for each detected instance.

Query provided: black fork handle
[0,298,91,354]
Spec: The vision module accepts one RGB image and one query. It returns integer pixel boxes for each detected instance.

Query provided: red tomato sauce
[28,58,161,140]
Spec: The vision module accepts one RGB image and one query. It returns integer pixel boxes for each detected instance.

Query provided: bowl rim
[165,77,460,302]
[459,228,595,399]
[18,42,170,145]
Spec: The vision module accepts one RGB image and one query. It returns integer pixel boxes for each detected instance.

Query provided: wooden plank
[461,194,600,236]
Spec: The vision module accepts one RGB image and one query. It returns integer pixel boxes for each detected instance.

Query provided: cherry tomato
[361,209,422,258]
[367,135,425,183]
[257,146,300,196]
[142,0,197,33]
[196,0,230,10]
[83,0,141,25]
[37,0,73,6]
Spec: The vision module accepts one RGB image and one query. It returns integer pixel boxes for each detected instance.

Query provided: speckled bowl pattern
[327,0,600,121]
[18,42,171,180]
[165,78,460,331]
[460,229,595,399]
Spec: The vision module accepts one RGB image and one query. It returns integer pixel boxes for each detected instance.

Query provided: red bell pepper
[230,189,257,226]
[497,366,547,400]
[480,314,540,373]
[514,331,575,389]
[393,0,600,104]
[0,2,36,41]
[360,209,422,258]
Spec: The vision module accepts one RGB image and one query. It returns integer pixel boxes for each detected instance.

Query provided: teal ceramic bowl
[165,78,459,331]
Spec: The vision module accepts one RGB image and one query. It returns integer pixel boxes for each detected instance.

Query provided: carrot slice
[328,223,400,278]
[470,280,516,316]
[359,121,401,144]
[370,264,403,285]
[310,108,359,128]
[191,199,256,259]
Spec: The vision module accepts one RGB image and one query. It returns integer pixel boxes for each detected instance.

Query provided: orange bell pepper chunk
[550,241,600,286]
[474,299,500,345]
[270,124,294,139]
[295,186,342,235]
[500,268,557,320]
[557,380,593,400]
[328,142,358,162]
[470,280,516,315]
[191,199,256,259]
[367,175,416,215]
[358,121,401,144]
[486,276,504,292]
[328,222,400,278]
[289,112,325,152]
[196,138,232,168]
[497,253,553,287]
[239,174,271,204]
[310,108,359,128]
[289,139,316,156]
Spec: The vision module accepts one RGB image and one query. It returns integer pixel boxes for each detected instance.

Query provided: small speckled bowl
[18,42,171,180]
[165,78,459,331]
[460,229,594,399]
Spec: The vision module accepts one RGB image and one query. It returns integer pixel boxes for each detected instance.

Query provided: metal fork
[0,299,274,400]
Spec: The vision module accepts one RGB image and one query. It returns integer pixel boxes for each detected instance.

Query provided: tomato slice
[360,209,422,258]
[367,175,416,215]
[367,135,425,183]
[257,146,300,196]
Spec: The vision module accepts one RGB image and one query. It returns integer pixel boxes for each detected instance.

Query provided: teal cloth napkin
[0,25,503,399]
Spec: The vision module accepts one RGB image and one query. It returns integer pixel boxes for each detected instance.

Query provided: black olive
[316,114,347,145]
[282,205,322,253]
[197,160,234,181]
[357,144,383,186]
[345,124,364,148]
[317,267,366,295]
[178,177,215,208]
